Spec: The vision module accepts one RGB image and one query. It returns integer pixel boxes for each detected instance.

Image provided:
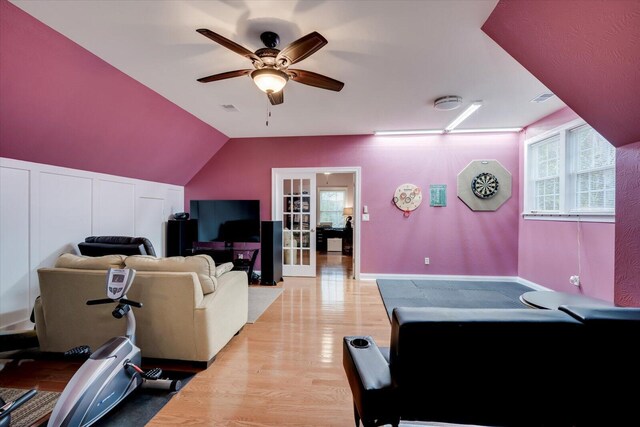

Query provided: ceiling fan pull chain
[266,102,271,126]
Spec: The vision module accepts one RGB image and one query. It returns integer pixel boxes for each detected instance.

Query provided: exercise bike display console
[48,268,181,427]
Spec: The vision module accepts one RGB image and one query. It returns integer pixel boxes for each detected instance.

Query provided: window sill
[522,213,615,223]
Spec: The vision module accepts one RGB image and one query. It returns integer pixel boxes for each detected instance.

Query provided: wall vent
[220,104,239,112]
[530,93,555,103]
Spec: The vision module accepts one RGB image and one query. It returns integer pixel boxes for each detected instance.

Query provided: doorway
[272,167,361,279]
[315,172,355,278]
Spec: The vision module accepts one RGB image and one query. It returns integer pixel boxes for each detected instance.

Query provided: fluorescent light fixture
[447,127,523,134]
[445,101,482,132]
[374,129,443,136]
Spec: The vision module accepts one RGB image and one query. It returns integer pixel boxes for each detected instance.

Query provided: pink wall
[482,0,640,148]
[614,141,640,306]
[0,0,228,185]
[484,1,640,305]
[518,109,615,301]
[186,133,520,276]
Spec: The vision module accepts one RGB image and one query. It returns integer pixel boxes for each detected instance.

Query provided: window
[318,188,347,227]
[525,120,615,221]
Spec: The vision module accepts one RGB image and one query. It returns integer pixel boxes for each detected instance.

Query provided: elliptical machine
[48,268,180,427]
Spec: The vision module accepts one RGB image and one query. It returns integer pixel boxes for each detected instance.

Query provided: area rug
[94,370,194,426]
[377,279,533,320]
[0,388,59,427]
[247,286,283,323]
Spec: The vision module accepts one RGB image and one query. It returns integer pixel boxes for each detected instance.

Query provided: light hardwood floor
[151,253,390,426]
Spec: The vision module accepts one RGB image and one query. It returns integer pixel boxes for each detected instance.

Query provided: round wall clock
[471,172,499,199]
[393,183,423,216]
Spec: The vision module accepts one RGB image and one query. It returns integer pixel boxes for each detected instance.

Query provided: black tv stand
[191,245,259,283]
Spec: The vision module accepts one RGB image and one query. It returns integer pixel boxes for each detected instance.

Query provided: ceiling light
[445,101,482,132]
[434,96,462,111]
[251,69,289,93]
[374,129,443,136]
[447,128,523,134]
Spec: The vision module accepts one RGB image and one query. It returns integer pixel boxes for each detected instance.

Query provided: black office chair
[78,236,157,256]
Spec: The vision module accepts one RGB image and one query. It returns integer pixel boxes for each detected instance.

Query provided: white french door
[273,171,316,277]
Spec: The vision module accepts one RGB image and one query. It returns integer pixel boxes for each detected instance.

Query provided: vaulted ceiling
[10,0,565,138]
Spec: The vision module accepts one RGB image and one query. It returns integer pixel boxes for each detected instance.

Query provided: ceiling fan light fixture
[251,69,289,93]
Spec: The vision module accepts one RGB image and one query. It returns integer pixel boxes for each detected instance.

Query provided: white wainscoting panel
[0,158,184,330]
[0,167,31,329]
[39,172,93,269]
[93,180,135,236]
[135,197,164,256]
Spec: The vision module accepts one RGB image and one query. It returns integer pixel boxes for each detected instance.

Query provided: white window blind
[318,189,346,227]
[531,135,560,211]
[570,125,616,211]
[524,120,615,221]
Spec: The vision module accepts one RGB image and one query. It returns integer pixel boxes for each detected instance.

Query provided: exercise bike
[48,268,180,427]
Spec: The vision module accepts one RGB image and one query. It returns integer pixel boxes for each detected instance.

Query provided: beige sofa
[34,254,248,365]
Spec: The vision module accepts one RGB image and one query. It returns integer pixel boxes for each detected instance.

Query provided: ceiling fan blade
[287,69,344,92]
[197,69,252,83]
[267,90,284,105]
[276,32,327,67]
[196,29,262,65]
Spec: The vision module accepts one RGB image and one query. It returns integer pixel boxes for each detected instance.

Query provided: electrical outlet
[424,257,430,265]
[569,275,580,287]
[238,253,244,260]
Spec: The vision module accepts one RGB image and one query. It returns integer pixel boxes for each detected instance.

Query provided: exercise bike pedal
[142,367,162,380]
[64,345,91,357]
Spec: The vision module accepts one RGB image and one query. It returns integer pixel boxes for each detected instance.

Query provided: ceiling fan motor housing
[260,31,280,48]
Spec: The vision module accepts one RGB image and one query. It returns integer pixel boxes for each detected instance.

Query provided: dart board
[471,172,499,199]
[393,183,423,216]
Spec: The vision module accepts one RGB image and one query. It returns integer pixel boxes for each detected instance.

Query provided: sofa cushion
[55,253,126,269]
[215,262,234,277]
[125,255,217,294]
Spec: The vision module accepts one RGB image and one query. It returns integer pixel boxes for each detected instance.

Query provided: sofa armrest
[343,336,398,427]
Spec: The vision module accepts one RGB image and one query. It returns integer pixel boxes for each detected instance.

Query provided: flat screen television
[190,200,261,244]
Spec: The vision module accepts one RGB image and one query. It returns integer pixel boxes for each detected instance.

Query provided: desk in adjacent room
[316,227,352,254]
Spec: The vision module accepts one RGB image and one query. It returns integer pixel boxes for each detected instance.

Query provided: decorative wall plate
[393,183,422,216]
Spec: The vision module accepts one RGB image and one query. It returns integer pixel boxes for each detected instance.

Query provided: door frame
[272,166,362,279]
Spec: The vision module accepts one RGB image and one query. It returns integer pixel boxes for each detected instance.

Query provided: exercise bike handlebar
[86,298,142,308]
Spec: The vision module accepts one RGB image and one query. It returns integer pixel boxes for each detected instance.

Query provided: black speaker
[167,219,198,257]
[260,220,282,285]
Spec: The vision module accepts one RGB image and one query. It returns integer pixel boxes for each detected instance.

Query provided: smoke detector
[434,96,463,111]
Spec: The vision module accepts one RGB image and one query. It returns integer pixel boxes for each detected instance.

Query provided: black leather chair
[344,305,640,427]
[78,236,156,257]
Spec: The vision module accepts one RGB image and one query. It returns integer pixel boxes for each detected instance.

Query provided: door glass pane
[283,179,292,195]
[301,249,310,266]
[284,214,292,231]
[301,179,310,195]
[301,214,310,230]
[292,213,301,230]
[301,232,310,248]
[283,248,294,265]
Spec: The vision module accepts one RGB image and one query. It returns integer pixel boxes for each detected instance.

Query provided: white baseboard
[359,273,553,292]
[359,273,520,282]
[515,277,553,291]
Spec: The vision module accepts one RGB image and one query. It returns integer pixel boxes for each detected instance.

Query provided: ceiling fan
[196,29,344,105]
